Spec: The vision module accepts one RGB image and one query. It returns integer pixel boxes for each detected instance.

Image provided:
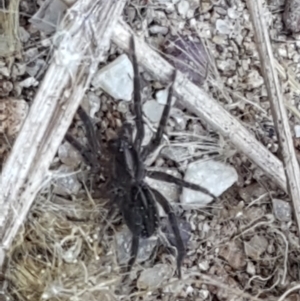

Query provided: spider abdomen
[120,184,159,239]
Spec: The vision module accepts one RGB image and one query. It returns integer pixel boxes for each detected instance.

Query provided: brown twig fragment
[0,0,125,264]
[246,0,300,234]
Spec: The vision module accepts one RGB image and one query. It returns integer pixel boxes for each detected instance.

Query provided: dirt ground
[1,0,300,300]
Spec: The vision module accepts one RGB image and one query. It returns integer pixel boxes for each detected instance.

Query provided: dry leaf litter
[1,0,300,300]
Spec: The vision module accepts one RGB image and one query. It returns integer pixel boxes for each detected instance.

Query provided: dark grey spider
[65,36,215,279]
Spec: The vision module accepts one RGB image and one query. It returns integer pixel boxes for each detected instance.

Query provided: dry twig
[0,0,125,265]
[0,0,21,56]
[246,0,300,234]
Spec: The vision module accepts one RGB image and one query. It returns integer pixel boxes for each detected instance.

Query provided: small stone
[81,92,101,118]
[170,108,186,130]
[180,160,238,207]
[116,227,158,265]
[216,59,236,73]
[52,165,81,196]
[177,0,189,18]
[215,7,227,15]
[244,235,268,260]
[26,59,46,77]
[143,100,164,123]
[295,125,300,138]
[0,80,13,97]
[199,289,209,300]
[278,47,288,58]
[156,88,169,105]
[12,63,27,77]
[272,199,292,222]
[198,260,209,271]
[227,7,239,19]
[0,66,9,77]
[219,241,246,270]
[164,280,185,294]
[239,183,268,204]
[161,146,190,162]
[245,70,264,90]
[284,0,300,33]
[0,98,29,136]
[149,25,169,35]
[92,54,133,101]
[137,264,172,289]
[19,77,39,88]
[19,26,31,43]
[117,101,128,114]
[215,19,231,35]
[30,0,68,34]
[125,6,136,23]
[88,92,101,118]
[24,48,39,61]
[246,261,256,275]
[58,142,82,167]
[186,285,194,295]
[13,83,23,97]
[165,2,175,13]
[212,35,229,46]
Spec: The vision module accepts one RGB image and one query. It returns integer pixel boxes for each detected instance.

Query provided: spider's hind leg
[127,234,140,274]
[151,188,185,279]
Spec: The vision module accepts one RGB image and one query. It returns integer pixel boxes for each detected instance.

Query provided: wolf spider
[65,36,215,279]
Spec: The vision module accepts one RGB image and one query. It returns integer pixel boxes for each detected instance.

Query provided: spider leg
[65,133,98,167]
[127,234,139,274]
[141,71,176,160]
[77,106,101,156]
[147,170,215,199]
[150,188,184,279]
[130,36,144,152]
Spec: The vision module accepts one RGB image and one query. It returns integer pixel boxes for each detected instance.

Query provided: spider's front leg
[147,170,216,199]
[65,106,101,170]
[76,106,101,156]
[141,70,176,160]
[130,36,144,152]
[65,133,97,167]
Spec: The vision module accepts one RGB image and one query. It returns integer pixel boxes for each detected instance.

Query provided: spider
[65,36,215,279]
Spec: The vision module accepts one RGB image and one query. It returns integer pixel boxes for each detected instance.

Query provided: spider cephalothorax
[65,36,215,278]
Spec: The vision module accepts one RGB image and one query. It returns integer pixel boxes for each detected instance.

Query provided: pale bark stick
[0,0,125,261]
[246,0,300,234]
[0,0,21,56]
[112,20,287,193]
